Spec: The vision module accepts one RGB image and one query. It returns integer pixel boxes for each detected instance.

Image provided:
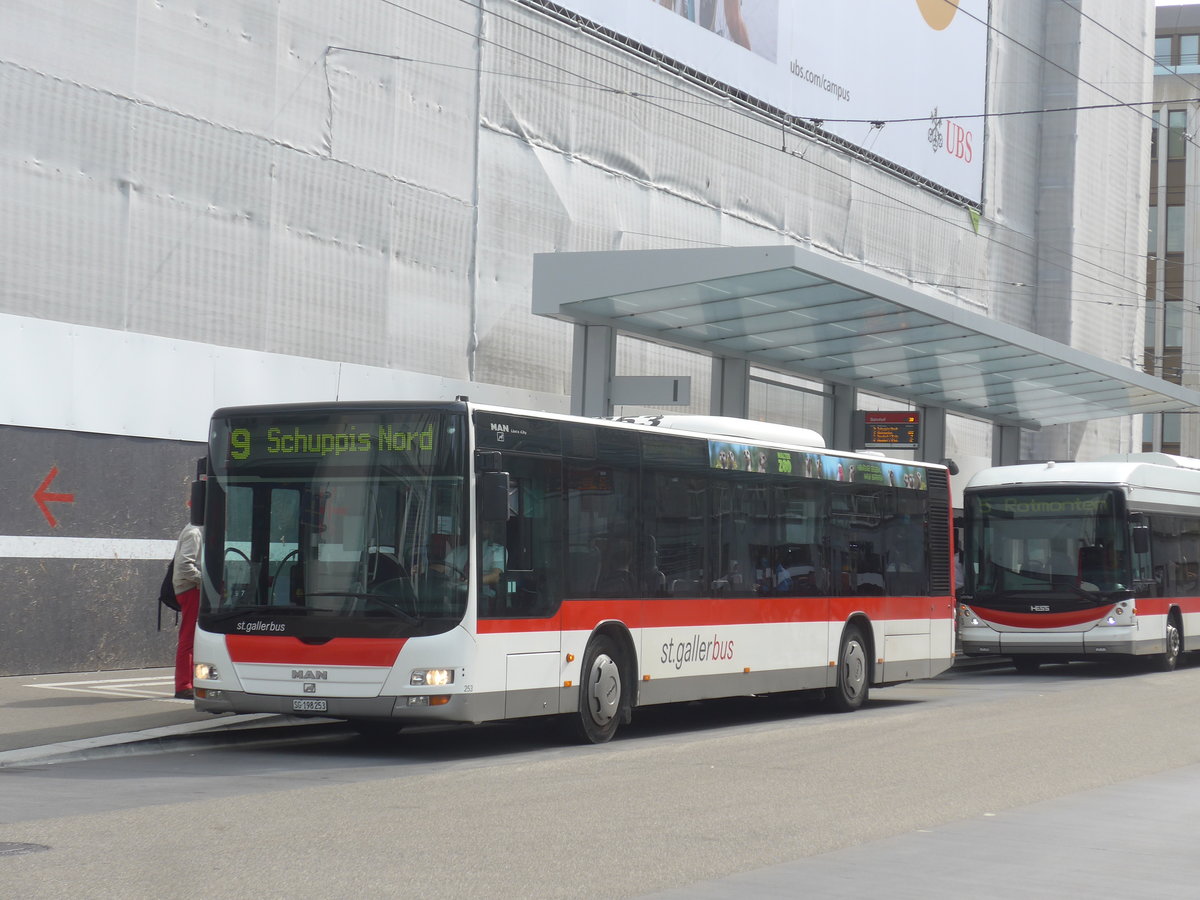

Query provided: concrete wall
[0,427,203,675]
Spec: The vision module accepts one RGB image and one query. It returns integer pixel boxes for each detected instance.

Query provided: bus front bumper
[959,624,1139,659]
[193,688,489,724]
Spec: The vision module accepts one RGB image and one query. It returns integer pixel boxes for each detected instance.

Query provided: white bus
[192,400,955,742]
[958,454,1200,672]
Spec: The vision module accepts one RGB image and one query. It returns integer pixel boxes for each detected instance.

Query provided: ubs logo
[928,108,972,163]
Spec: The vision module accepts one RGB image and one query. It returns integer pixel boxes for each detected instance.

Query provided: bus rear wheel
[826,624,869,713]
[572,635,625,743]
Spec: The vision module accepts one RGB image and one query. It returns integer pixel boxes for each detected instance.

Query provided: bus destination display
[217,415,444,468]
[860,411,921,450]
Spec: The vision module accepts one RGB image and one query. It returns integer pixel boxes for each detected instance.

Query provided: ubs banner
[556,0,987,204]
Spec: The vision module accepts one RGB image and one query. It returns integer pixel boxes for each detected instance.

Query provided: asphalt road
[3,660,1200,899]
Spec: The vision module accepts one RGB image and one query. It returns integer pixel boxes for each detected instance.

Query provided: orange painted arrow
[34,466,75,528]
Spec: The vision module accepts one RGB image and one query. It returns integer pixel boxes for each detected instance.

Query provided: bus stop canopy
[533,245,1200,431]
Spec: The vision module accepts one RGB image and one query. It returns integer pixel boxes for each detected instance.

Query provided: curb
[0,714,342,768]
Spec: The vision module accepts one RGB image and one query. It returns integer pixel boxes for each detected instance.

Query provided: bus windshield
[963,488,1130,603]
[201,410,468,639]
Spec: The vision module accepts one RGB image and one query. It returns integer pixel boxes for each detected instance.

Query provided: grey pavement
[0,667,294,767]
[641,763,1200,899]
[3,661,1197,899]
[0,656,1004,766]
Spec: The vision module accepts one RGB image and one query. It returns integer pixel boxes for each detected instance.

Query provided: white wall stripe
[0,312,567,443]
[0,536,176,560]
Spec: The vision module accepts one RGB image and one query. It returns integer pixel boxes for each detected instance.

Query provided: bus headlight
[194,662,220,681]
[1099,603,1134,627]
[411,668,454,686]
[958,605,981,627]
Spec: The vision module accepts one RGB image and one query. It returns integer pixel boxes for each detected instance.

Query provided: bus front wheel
[826,624,869,713]
[1152,616,1182,672]
[572,635,625,743]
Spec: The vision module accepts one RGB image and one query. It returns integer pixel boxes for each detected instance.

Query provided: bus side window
[646,471,708,598]
[566,463,639,598]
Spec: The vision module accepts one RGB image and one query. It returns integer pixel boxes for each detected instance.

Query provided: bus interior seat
[670,578,702,597]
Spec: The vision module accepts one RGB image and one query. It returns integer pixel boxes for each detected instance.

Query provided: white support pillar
[710,357,750,419]
[570,323,616,418]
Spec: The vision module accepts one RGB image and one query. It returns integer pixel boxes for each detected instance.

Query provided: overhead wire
[356,0,1200,392]
[948,0,1184,145]
[360,0,1155,313]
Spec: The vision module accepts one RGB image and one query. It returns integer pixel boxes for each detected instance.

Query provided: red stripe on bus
[972,606,1115,629]
[477,594,953,634]
[225,635,406,666]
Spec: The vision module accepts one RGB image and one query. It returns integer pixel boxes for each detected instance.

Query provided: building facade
[1151,4,1200,455]
[0,1,1156,673]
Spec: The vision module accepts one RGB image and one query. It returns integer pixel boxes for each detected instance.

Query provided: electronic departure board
[859,411,921,450]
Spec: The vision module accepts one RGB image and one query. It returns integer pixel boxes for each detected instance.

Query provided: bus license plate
[293,699,327,712]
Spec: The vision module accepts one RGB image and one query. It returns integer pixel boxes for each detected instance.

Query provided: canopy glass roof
[533,245,1200,430]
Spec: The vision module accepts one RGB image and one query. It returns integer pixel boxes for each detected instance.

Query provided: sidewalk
[0,667,290,767]
[0,656,1002,767]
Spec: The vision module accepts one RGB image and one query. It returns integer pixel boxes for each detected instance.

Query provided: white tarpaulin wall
[0,0,1156,462]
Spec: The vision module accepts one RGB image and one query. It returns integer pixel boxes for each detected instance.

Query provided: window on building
[1166,205,1186,253]
[1164,412,1182,455]
[1165,300,1183,385]
[1147,209,1158,254]
[1182,34,1200,66]
[1156,36,1173,66]
[1168,109,1189,159]
[1164,256,1185,301]
[1163,347,1183,385]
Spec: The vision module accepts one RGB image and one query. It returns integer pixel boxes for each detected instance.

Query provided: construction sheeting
[0,0,1157,461]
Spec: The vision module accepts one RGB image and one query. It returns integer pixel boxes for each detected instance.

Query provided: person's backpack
[158,559,181,612]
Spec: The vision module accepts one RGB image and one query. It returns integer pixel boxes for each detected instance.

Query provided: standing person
[171,499,203,700]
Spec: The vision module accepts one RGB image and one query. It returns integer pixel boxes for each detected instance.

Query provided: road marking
[28,675,182,701]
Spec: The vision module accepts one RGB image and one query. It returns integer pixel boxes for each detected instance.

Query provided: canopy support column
[993,424,1021,466]
[570,323,615,418]
[827,383,857,451]
[711,357,750,418]
[919,406,947,465]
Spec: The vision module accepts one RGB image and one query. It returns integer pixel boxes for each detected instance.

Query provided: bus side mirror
[1132,526,1150,555]
[189,479,206,527]
[479,471,510,522]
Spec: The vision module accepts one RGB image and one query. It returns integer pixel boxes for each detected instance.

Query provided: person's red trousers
[174,586,200,694]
